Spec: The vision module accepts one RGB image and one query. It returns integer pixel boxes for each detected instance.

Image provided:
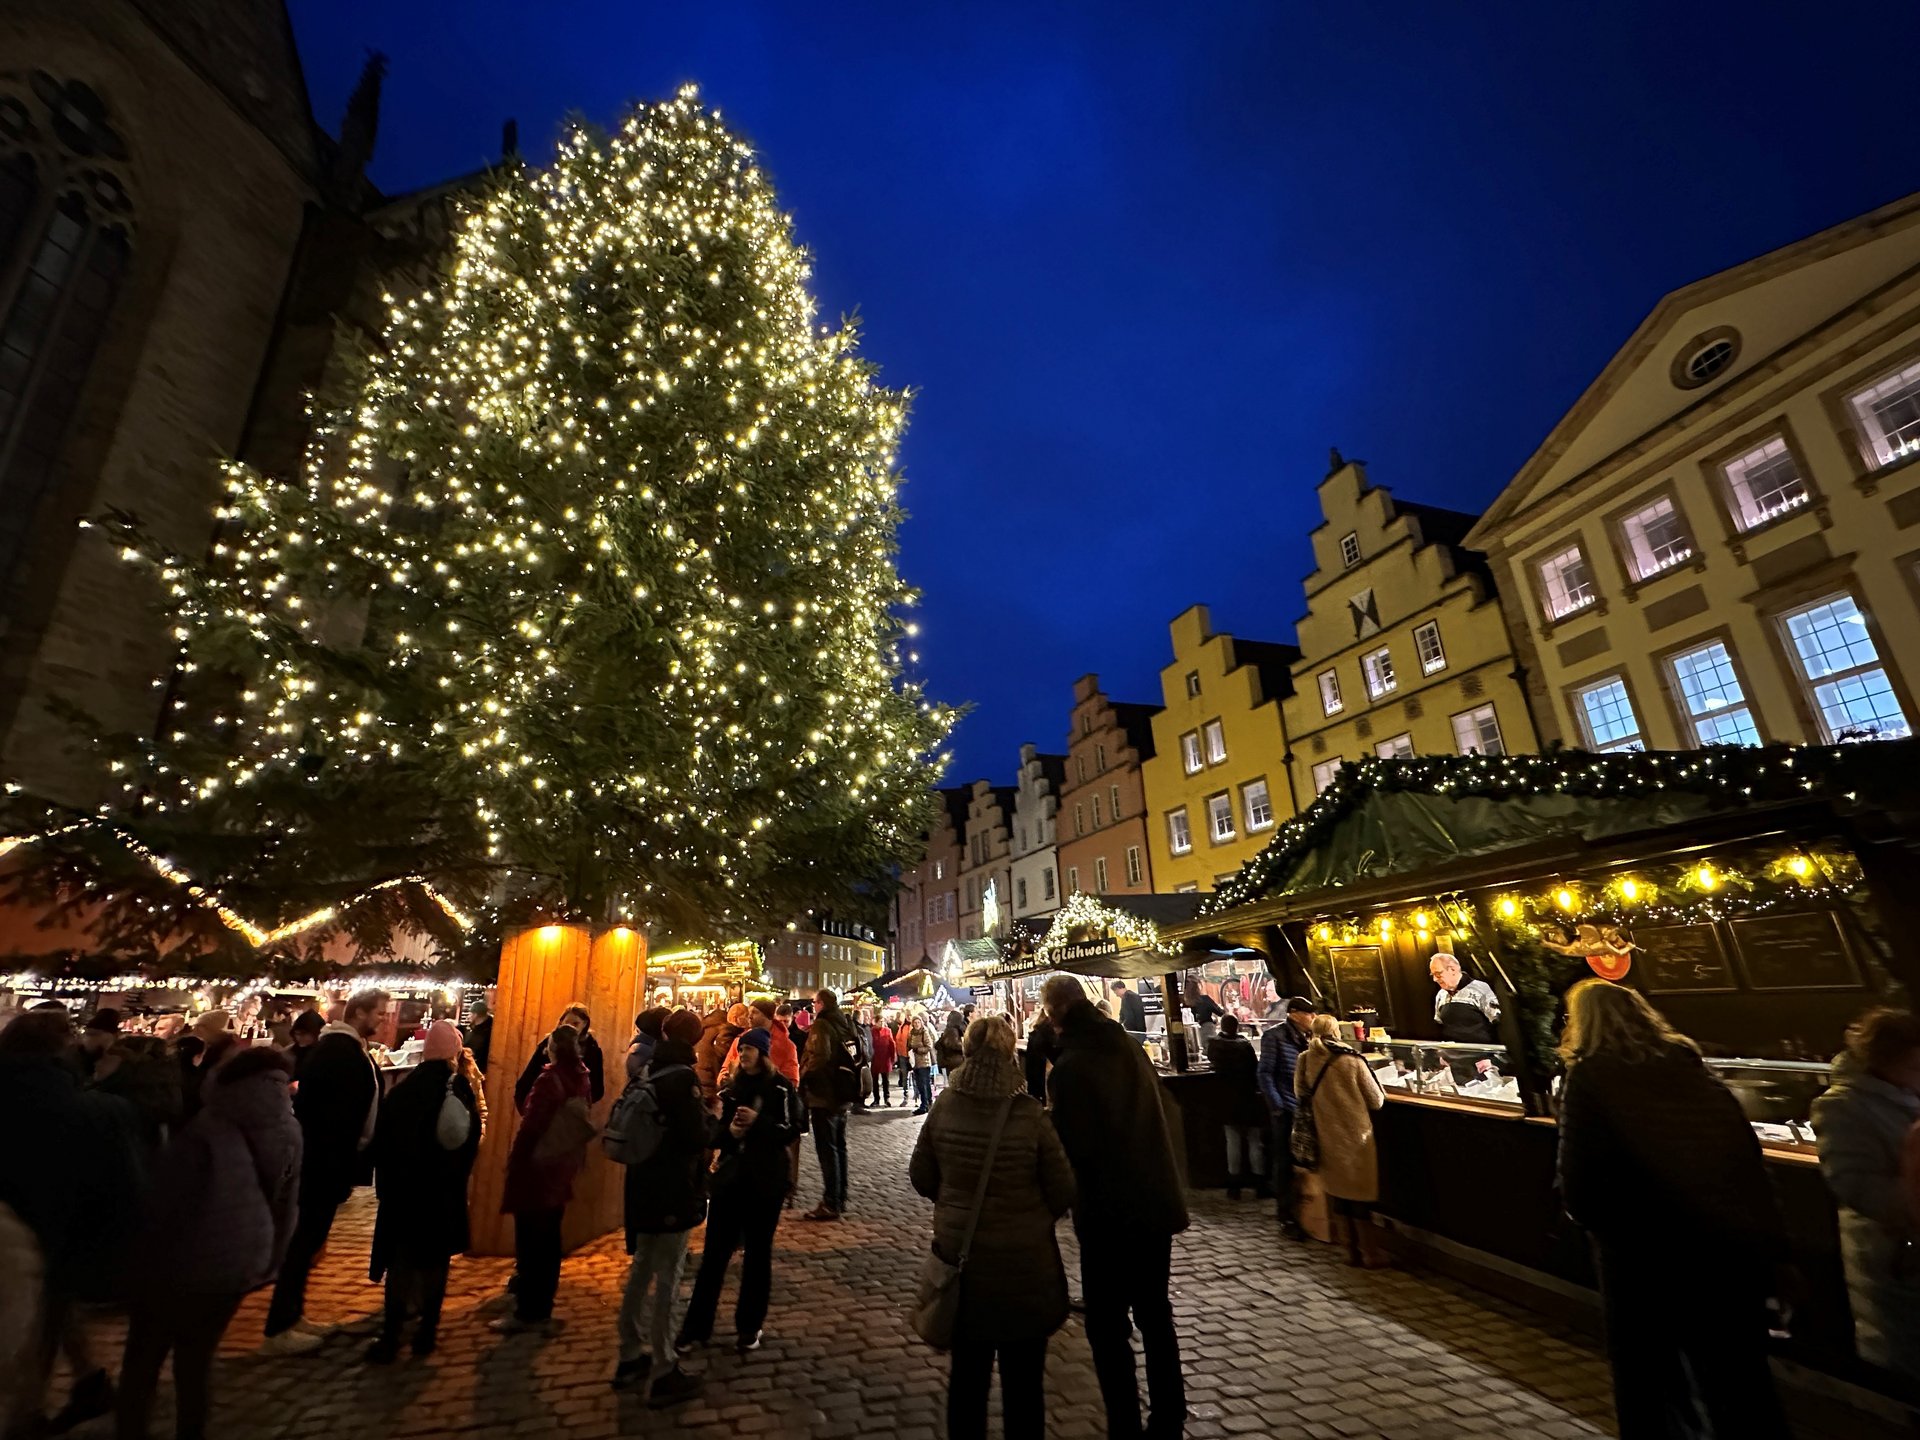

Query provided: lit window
[1619,496,1693,580]
[1340,531,1361,568]
[1184,670,1201,698]
[1090,793,1103,829]
[1167,808,1192,855]
[1721,437,1809,531]
[1781,593,1910,742]
[1539,544,1597,619]
[1573,676,1644,752]
[1042,867,1055,900]
[1451,704,1504,756]
[1318,670,1343,716]
[1094,856,1109,892]
[933,860,944,880]
[1243,779,1274,831]
[1414,621,1446,675]
[1848,358,1920,468]
[1126,846,1143,886]
[1163,729,1199,777]
[1109,783,1121,821]
[1204,719,1227,764]
[1311,758,1343,794]
[1361,647,1396,700]
[1374,732,1414,759]
[1668,641,1761,746]
[1207,792,1235,842]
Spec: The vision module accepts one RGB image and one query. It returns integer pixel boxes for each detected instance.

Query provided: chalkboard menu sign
[1633,923,1737,995]
[1730,912,1862,992]
[1329,946,1393,1026]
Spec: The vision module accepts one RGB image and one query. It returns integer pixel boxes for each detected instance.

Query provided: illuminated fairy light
[1034,892,1176,964]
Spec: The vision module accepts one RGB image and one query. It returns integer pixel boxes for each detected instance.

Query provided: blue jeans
[811,1108,848,1210]
[912,1066,933,1110]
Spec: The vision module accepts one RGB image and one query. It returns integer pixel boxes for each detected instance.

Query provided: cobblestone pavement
[86,1106,1619,1440]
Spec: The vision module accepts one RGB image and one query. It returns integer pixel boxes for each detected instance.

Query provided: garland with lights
[9,87,954,957]
[1033,892,1177,966]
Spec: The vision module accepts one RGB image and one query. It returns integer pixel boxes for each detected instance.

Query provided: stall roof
[1182,742,1920,930]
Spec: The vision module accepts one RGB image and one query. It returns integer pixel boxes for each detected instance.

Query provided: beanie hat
[423,1019,462,1062]
[726,1002,752,1028]
[662,1009,703,1048]
[737,1026,773,1056]
[84,1007,123,1034]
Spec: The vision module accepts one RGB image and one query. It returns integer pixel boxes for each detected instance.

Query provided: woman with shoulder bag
[1293,1014,1388,1268]
[494,1024,593,1335]
[365,1021,483,1362]
[909,1017,1076,1440]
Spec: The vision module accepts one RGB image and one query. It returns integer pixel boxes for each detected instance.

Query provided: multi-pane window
[1207,792,1235,842]
[1068,867,1080,894]
[1075,755,1087,783]
[1721,436,1809,531]
[1016,877,1028,909]
[1243,779,1273,831]
[1618,496,1692,580]
[1414,621,1446,675]
[1095,743,1106,772]
[1109,783,1121,821]
[1374,733,1414,760]
[1539,543,1597,619]
[1074,803,1085,836]
[1318,670,1343,716]
[1203,719,1227,764]
[1042,867,1056,900]
[1340,531,1362,568]
[1781,593,1911,742]
[1126,846,1143,886]
[1573,676,1644,751]
[1184,671,1201,698]
[1668,641,1761,746]
[1180,731,1203,774]
[1848,358,1920,468]
[1090,793,1103,829]
[1094,856,1109,892]
[1361,647,1396,700]
[1167,808,1193,855]
[1451,704,1505,756]
[1311,757,1343,794]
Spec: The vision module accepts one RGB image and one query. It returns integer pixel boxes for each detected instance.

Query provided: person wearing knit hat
[364,1017,483,1363]
[736,1026,773,1057]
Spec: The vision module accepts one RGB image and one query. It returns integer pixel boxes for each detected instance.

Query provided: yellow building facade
[1283,458,1538,797]
[1140,606,1301,893]
[1469,192,1920,753]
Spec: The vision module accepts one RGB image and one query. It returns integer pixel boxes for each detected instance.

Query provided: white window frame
[1450,704,1505,756]
[1043,866,1055,900]
[1360,646,1397,700]
[1243,778,1274,831]
[1617,494,1693,581]
[1094,856,1109,892]
[1016,877,1028,909]
[1848,357,1920,469]
[1206,792,1235,843]
[1666,640,1762,747]
[1317,669,1343,716]
[1310,757,1343,794]
[1180,730,1203,775]
[1203,719,1227,765]
[1090,793,1103,829]
[1340,531,1361,568]
[1184,670,1201,698]
[1538,542,1597,620]
[1067,866,1080,894]
[1720,436,1809,531]
[1374,732,1414,759]
[1166,808,1192,856]
[1074,803,1084,836]
[1126,845,1143,886]
[1572,675,1644,752]
[1109,783,1121,821]
[1779,591,1912,743]
[1413,620,1446,675]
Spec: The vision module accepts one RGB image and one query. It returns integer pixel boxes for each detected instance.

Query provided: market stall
[1170,742,1920,1390]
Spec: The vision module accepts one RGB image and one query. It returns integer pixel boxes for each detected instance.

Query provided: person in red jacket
[869,1017,897,1107]
[493,1025,592,1335]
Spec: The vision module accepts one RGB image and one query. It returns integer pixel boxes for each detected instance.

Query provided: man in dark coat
[464,1000,494,1074]
[260,989,387,1354]
[1043,975,1188,1440]
[613,1010,707,1406]
[1206,1014,1269,1199]
[513,1003,605,1109]
[1111,980,1148,1034]
[1258,996,1315,1238]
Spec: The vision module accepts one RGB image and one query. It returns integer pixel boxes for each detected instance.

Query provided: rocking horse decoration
[1539,922,1640,981]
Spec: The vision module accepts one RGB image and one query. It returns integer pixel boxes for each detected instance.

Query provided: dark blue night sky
[289,0,1919,785]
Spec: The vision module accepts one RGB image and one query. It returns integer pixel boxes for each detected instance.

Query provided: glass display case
[1704,1056,1831,1156]
[1364,1037,1524,1112]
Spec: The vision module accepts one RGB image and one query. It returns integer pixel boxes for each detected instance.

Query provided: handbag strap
[1299,1048,1344,1109]
[956,1095,1015,1270]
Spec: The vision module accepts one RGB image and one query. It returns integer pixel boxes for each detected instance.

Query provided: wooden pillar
[468,923,646,1256]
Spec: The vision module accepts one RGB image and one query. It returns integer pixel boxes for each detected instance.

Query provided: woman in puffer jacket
[910,1017,1075,1440]
[117,1045,301,1440]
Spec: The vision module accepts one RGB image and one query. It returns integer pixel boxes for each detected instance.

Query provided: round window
[1671,327,1741,390]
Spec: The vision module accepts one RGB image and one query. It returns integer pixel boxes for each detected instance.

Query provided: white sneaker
[258,1329,325,1357]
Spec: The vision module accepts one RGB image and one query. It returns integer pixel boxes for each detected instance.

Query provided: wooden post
[467,923,645,1256]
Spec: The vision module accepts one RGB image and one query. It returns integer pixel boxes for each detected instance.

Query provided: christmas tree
[17,87,953,960]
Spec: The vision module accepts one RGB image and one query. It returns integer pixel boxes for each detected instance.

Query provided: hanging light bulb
[1618,878,1640,903]
[1555,887,1578,912]
[1786,854,1813,881]
[1497,896,1518,919]
[1695,863,1718,891]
